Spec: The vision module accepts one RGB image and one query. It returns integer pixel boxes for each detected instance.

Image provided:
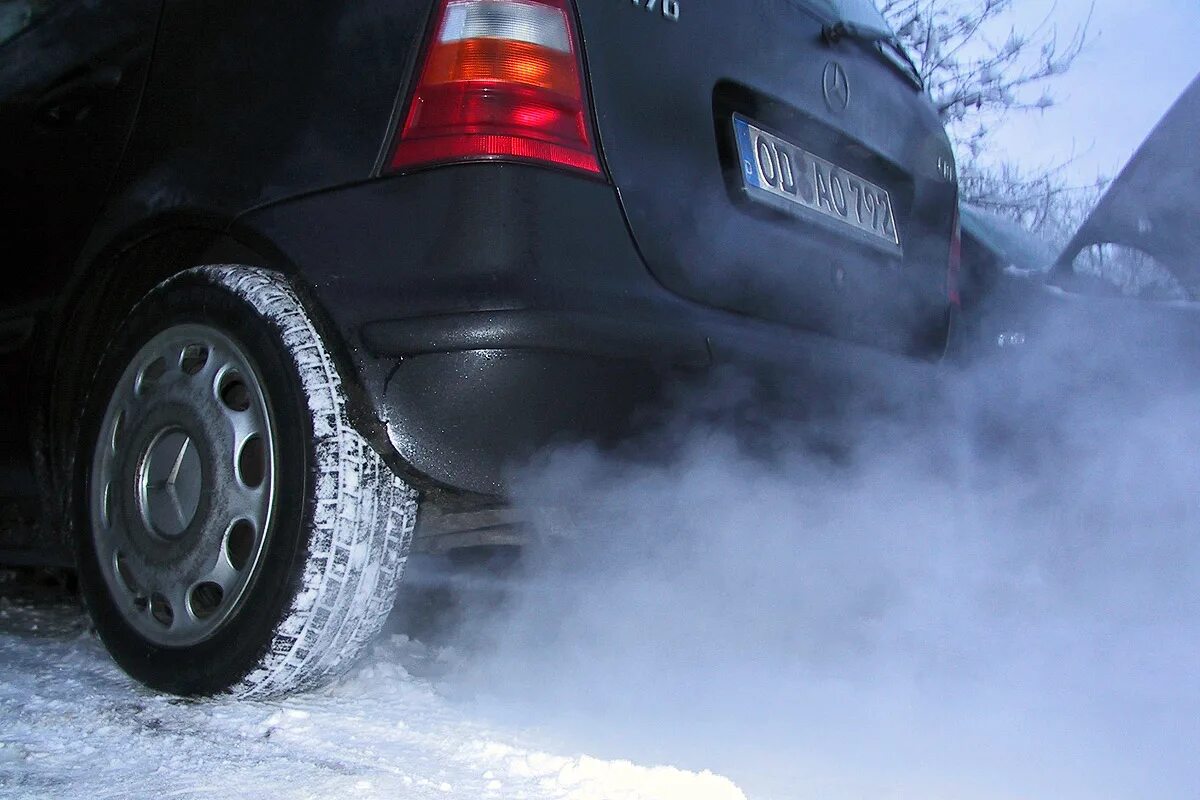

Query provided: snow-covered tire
[74,266,418,698]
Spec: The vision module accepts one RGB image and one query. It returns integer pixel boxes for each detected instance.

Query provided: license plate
[733,115,901,250]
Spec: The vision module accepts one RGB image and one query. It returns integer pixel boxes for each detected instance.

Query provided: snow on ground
[0,577,745,800]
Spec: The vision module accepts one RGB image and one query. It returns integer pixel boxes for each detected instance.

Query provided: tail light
[947,206,962,307]
[388,0,602,176]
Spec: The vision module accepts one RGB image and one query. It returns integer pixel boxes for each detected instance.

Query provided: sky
[986,0,1200,184]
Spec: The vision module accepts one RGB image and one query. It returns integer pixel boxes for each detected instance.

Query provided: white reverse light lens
[439,0,571,53]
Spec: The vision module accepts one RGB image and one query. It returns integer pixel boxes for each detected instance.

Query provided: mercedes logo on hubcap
[822,62,850,112]
[139,428,204,538]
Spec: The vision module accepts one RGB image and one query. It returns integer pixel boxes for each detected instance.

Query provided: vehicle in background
[952,202,1060,357]
[1053,74,1200,303]
[951,74,1200,395]
[0,0,959,697]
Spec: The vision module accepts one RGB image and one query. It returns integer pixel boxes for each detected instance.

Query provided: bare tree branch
[882,0,1092,154]
[880,0,1101,238]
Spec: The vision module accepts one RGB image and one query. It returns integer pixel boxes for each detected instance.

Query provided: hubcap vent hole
[189,582,224,620]
[115,551,137,593]
[101,483,113,528]
[219,371,251,412]
[180,344,210,376]
[226,520,255,571]
[238,436,266,488]
[150,594,174,627]
[111,412,124,453]
[138,358,168,395]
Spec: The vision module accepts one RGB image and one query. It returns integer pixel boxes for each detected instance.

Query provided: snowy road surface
[0,579,745,800]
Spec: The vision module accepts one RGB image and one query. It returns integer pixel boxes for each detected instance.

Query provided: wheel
[74,265,418,698]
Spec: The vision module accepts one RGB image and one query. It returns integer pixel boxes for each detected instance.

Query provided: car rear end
[574,0,959,357]
[240,0,960,502]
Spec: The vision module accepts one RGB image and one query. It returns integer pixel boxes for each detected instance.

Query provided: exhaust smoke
[426,312,1200,800]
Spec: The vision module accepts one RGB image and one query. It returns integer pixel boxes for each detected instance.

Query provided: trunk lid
[575,0,958,357]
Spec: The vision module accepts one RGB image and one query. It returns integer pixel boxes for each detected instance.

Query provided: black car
[0,0,959,696]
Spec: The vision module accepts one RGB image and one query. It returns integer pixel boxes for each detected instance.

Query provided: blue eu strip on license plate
[733,114,901,250]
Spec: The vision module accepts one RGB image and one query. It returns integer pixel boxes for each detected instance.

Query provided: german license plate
[733,115,901,250]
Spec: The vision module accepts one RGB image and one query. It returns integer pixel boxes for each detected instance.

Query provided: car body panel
[575,0,957,357]
[0,0,160,309]
[101,0,426,225]
[0,0,160,494]
[239,164,941,495]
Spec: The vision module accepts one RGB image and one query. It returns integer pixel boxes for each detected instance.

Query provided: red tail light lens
[948,206,962,307]
[389,0,602,176]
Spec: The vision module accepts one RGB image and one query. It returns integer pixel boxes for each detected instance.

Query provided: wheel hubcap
[90,324,277,647]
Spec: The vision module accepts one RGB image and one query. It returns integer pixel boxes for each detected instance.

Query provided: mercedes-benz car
[0,0,960,697]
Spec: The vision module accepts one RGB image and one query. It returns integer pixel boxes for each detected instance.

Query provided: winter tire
[74,266,418,698]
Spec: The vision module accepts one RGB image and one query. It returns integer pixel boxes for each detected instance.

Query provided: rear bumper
[237,164,941,497]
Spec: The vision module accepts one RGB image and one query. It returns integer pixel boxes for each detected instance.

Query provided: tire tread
[189,266,417,698]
